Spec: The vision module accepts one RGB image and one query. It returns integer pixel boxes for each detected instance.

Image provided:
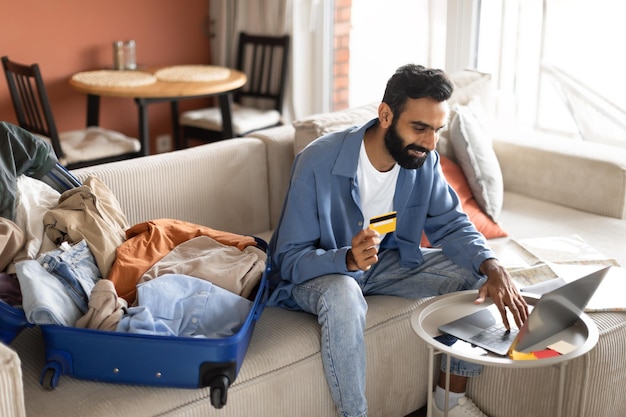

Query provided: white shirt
[356,141,399,237]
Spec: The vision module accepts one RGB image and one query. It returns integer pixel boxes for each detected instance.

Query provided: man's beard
[384,122,430,170]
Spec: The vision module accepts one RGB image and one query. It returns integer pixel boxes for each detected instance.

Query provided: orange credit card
[369,211,397,234]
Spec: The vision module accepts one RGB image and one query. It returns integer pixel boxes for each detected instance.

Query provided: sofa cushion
[448,99,503,220]
[71,138,272,237]
[247,125,297,231]
[496,191,626,267]
[422,156,507,247]
[493,132,626,220]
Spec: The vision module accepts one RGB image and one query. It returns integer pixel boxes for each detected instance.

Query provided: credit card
[369,211,397,234]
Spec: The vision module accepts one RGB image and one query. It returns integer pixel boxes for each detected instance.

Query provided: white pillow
[448,99,503,220]
[448,69,494,111]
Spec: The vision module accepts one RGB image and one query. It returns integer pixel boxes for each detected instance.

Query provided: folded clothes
[15,240,101,325]
[39,240,101,314]
[15,259,82,326]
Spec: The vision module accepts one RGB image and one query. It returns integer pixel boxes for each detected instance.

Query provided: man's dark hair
[382,64,454,117]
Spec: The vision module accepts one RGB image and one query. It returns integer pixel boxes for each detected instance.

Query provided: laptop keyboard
[470,324,519,352]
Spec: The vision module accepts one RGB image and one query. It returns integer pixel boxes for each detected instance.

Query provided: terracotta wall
[0,0,211,153]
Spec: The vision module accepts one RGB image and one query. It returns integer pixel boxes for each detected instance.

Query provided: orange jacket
[107,218,257,304]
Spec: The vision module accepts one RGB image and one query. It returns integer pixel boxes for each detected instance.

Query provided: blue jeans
[290,249,484,417]
[39,240,101,314]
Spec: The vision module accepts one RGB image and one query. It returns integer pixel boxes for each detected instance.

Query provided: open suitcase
[1,237,269,409]
[0,146,271,409]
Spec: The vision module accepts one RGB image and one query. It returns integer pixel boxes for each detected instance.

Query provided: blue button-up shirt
[268,119,496,309]
[117,274,252,338]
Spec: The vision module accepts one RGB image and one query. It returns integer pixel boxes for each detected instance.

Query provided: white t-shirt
[357,141,399,237]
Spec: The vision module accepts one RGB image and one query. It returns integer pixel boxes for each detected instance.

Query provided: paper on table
[516,235,619,266]
[489,239,542,269]
[509,263,559,287]
[492,235,621,291]
[547,340,577,355]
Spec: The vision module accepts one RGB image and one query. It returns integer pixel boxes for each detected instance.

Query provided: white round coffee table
[410,290,599,417]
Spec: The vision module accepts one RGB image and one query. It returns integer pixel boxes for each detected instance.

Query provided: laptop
[438,266,611,356]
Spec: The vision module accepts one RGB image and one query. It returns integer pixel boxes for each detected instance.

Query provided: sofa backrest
[290,69,494,160]
[247,124,296,230]
[71,138,272,236]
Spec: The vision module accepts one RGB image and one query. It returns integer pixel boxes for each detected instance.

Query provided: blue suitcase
[1,240,269,409]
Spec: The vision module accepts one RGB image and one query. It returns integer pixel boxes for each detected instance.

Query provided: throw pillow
[448,98,504,220]
[421,156,508,247]
[440,69,495,161]
[448,69,494,111]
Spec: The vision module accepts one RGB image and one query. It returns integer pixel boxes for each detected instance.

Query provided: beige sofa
[4,78,626,417]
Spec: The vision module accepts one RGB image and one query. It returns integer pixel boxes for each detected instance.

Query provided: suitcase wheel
[209,375,230,409]
[40,361,62,390]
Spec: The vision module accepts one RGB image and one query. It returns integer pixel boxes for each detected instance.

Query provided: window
[345,0,626,146]
[347,0,447,108]
[477,0,626,142]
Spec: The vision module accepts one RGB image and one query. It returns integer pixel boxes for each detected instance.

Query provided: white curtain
[208,0,332,121]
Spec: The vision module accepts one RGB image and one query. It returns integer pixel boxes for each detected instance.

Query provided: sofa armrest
[493,133,626,219]
[0,343,26,417]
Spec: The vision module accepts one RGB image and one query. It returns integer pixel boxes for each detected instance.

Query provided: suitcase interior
[3,236,271,406]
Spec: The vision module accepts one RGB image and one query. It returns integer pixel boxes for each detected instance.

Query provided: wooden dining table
[68,65,247,155]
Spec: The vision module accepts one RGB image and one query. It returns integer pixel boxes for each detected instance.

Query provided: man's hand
[475,259,529,330]
[346,228,380,271]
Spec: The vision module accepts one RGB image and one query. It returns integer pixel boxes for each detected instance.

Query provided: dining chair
[2,56,142,170]
[179,32,290,146]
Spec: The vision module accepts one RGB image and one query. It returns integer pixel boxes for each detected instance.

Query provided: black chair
[2,56,141,170]
[179,32,290,146]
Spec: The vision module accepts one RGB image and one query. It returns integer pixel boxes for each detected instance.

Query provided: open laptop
[438,266,611,356]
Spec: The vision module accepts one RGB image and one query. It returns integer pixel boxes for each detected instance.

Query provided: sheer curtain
[208,0,332,121]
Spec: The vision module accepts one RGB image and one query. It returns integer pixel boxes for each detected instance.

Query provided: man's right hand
[347,228,380,271]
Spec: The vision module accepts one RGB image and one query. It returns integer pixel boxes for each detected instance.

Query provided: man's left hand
[475,258,529,330]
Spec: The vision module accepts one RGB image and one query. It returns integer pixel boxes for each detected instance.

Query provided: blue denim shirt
[268,119,496,309]
[117,274,252,338]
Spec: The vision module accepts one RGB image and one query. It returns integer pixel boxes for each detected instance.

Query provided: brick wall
[333,0,351,111]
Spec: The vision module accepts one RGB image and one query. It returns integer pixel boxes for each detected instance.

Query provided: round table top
[69,65,247,99]
[410,290,599,368]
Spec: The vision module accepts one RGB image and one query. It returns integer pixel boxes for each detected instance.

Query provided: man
[267,64,529,417]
